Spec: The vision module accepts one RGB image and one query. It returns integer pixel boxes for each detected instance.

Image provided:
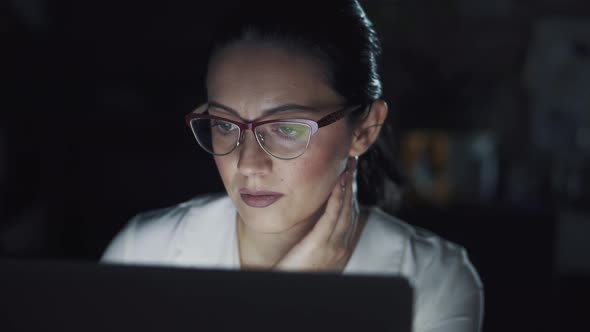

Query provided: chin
[238,207,296,234]
[231,191,323,234]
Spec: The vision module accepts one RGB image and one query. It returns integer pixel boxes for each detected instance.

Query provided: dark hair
[207,0,405,214]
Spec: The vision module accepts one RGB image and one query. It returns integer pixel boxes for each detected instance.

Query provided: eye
[272,123,309,140]
[278,125,299,136]
[213,120,237,134]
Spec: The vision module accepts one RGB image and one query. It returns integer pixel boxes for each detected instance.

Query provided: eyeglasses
[185,104,361,160]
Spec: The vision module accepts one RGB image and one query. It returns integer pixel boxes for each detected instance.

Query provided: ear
[348,99,389,157]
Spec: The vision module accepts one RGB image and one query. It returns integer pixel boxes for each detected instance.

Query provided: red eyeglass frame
[184,104,363,159]
[184,104,362,133]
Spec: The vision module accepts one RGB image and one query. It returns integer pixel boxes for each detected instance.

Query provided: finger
[310,167,347,241]
[329,158,356,245]
[344,198,360,247]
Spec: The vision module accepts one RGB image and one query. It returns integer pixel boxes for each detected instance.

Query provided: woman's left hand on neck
[272,158,362,273]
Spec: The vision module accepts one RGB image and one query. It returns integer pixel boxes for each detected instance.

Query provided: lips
[239,189,284,208]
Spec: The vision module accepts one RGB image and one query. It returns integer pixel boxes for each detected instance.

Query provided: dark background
[1,0,589,330]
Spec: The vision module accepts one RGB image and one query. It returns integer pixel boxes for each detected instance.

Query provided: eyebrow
[207,100,317,120]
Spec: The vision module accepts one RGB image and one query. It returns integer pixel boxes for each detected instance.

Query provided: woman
[102,0,484,331]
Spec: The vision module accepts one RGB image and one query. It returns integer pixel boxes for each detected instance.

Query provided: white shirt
[102,194,484,332]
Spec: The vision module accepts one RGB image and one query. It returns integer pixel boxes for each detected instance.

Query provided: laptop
[0,259,413,332]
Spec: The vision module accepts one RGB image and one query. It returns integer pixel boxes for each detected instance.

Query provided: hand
[273,157,360,273]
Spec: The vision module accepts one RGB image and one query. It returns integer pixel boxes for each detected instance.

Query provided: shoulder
[100,193,231,264]
[364,207,484,331]
[364,207,482,287]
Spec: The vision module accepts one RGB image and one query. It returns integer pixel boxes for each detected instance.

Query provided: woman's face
[206,43,354,234]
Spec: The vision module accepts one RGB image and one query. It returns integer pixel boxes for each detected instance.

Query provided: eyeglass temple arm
[316,104,364,127]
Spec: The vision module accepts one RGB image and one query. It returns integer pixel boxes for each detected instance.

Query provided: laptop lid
[0,259,413,332]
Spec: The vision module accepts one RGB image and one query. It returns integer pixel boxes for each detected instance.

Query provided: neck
[236,206,324,270]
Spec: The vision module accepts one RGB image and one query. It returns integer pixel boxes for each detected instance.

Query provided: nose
[237,130,272,177]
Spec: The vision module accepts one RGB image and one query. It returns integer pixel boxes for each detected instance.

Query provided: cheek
[213,156,233,187]
[297,155,336,185]
[287,133,349,198]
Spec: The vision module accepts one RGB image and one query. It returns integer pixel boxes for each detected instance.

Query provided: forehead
[206,44,343,117]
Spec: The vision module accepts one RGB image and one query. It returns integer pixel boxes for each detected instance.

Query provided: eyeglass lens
[190,119,312,159]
